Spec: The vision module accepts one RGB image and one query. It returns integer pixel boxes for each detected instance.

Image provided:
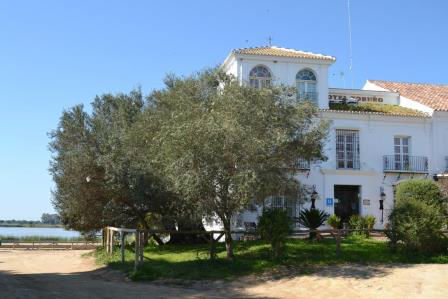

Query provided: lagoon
[0,227,80,238]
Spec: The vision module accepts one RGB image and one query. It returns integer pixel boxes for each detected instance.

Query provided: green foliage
[327,214,341,229]
[329,102,427,116]
[365,215,376,231]
[49,68,329,250]
[147,69,329,257]
[257,208,292,259]
[388,197,447,254]
[49,90,173,232]
[387,180,448,254]
[348,215,363,230]
[395,179,445,207]
[348,215,376,237]
[298,209,329,239]
[95,237,448,281]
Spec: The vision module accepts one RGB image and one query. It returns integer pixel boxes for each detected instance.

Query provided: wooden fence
[102,227,448,269]
[0,240,100,250]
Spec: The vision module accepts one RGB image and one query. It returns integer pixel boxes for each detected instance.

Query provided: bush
[347,215,376,237]
[257,208,292,259]
[327,214,341,229]
[297,209,329,240]
[387,180,448,254]
[395,179,445,206]
[365,215,376,230]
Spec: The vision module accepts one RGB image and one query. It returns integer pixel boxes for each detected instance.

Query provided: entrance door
[334,185,360,224]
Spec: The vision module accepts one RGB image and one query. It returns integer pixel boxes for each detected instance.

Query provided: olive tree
[145,70,329,258]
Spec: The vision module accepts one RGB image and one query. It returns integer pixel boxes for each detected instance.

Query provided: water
[0,227,81,238]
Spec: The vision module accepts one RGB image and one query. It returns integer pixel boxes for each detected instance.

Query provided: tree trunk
[222,217,234,259]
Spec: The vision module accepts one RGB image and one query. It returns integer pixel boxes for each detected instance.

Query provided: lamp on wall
[379,187,386,223]
[311,186,318,209]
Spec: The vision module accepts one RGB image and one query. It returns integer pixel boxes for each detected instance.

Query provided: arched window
[296,69,317,103]
[249,65,272,89]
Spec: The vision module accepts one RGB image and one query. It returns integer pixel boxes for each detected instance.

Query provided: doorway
[334,185,360,224]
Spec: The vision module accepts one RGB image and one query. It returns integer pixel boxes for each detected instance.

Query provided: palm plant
[297,208,329,240]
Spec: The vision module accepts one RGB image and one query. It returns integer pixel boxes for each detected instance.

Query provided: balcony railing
[297,91,318,103]
[292,159,311,170]
[383,155,428,173]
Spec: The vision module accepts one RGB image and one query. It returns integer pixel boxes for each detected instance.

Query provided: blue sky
[1,0,447,220]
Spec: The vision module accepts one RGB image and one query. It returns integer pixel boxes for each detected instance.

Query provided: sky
[0,0,447,220]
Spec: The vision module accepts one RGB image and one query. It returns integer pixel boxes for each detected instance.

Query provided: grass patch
[95,235,448,281]
[329,102,428,116]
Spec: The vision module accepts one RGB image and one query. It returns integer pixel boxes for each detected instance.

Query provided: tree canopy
[49,68,329,256]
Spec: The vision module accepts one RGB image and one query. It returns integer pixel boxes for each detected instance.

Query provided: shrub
[297,209,329,240]
[395,179,444,206]
[348,215,363,231]
[365,215,376,230]
[347,215,376,237]
[388,180,448,254]
[327,214,341,229]
[257,208,292,259]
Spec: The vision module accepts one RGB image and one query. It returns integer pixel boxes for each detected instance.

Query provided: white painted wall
[223,53,333,109]
[216,49,448,232]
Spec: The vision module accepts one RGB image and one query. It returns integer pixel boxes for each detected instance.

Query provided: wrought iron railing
[293,159,311,170]
[383,155,428,173]
[297,91,318,102]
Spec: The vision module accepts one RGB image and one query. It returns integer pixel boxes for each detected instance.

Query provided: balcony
[383,155,428,173]
[297,91,318,103]
[292,159,311,170]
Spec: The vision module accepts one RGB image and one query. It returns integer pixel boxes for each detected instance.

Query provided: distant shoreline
[0,224,63,228]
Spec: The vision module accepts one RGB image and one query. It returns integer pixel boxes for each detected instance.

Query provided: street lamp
[379,189,386,223]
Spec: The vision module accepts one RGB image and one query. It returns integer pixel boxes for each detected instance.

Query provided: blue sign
[326,198,334,206]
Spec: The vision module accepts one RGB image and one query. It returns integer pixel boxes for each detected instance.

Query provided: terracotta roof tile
[369,80,448,112]
[233,46,336,61]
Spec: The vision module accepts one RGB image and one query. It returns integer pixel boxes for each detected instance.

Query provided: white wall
[223,54,333,109]
[217,51,447,231]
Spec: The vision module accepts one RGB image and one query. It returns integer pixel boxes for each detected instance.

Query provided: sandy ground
[1,250,448,299]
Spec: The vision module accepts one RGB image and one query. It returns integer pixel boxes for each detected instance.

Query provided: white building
[209,46,448,231]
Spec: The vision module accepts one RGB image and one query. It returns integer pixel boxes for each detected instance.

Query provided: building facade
[207,46,448,232]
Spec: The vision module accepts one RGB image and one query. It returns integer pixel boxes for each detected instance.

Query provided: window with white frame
[249,65,271,89]
[336,129,360,169]
[296,69,317,104]
[394,136,411,170]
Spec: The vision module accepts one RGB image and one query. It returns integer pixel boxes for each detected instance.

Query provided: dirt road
[1,250,447,299]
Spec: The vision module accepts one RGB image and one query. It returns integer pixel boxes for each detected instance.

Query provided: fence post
[120,231,125,263]
[106,228,109,253]
[209,233,216,260]
[335,229,341,256]
[139,232,144,263]
[134,231,139,271]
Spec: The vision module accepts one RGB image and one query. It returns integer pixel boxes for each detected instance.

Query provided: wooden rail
[0,240,100,250]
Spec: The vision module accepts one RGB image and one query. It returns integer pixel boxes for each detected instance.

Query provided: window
[296,69,317,103]
[394,137,411,170]
[336,129,360,169]
[249,65,271,89]
[267,196,297,219]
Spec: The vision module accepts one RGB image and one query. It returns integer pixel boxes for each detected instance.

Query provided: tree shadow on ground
[0,268,276,299]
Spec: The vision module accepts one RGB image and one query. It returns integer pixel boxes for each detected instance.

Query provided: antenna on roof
[268,36,272,47]
[347,0,354,88]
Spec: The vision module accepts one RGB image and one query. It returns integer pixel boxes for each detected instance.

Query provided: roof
[323,102,429,118]
[369,80,448,112]
[232,46,336,61]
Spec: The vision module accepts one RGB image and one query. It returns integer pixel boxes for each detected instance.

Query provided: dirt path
[1,250,447,299]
